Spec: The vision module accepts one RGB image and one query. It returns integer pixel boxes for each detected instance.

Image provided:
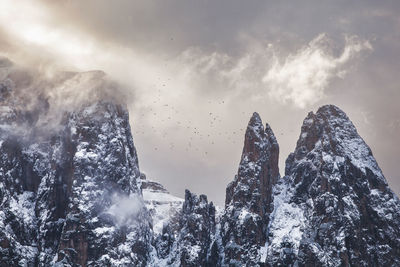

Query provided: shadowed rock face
[222,112,280,266]
[225,112,280,211]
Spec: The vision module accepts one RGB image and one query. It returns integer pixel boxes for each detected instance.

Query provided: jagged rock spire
[225,112,280,210]
[222,112,280,266]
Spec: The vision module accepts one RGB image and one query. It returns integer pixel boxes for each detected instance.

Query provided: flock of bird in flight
[132,78,289,156]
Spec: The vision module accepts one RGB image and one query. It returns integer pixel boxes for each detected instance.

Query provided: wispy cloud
[263,34,372,108]
[177,34,372,108]
[106,193,145,226]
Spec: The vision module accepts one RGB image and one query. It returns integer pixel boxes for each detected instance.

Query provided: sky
[0,0,399,205]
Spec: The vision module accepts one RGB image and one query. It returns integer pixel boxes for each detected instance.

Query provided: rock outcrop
[54,101,152,267]
[150,190,217,266]
[140,174,184,237]
[221,112,280,265]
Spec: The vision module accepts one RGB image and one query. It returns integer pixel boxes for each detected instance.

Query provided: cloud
[106,193,145,226]
[0,0,93,70]
[0,59,129,142]
[0,1,373,113]
[262,34,372,108]
[174,40,271,99]
[174,34,372,109]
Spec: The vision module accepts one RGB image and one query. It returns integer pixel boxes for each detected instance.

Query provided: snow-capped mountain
[0,99,152,265]
[0,62,152,266]
[266,105,400,266]
[1,61,399,266]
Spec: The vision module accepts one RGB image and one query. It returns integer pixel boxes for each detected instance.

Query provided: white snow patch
[267,179,306,257]
[259,243,268,263]
[143,189,183,235]
[143,190,183,203]
[9,191,36,226]
[94,226,115,236]
[74,149,98,160]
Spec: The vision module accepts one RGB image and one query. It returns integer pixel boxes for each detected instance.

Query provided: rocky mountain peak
[286,104,383,183]
[222,112,280,265]
[225,112,279,209]
[176,190,217,266]
[271,104,400,266]
[239,112,278,164]
[152,189,217,266]
[293,104,356,155]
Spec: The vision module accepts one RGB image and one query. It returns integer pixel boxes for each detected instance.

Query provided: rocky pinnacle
[222,112,280,265]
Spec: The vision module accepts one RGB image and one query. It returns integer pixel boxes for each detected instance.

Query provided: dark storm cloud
[40,0,269,54]
[39,1,400,53]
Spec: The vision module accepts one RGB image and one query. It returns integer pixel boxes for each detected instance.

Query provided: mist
[106,193,146,226]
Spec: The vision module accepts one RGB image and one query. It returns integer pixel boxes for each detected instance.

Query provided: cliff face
[0,71,152,266]
[55,101,152,267]
[221,112,280,265]
[1,61,400,267]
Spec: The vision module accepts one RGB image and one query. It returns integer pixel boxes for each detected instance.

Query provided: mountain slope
[266,105,400,266]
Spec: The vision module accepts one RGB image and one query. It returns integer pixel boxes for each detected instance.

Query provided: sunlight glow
[0,0,93,62]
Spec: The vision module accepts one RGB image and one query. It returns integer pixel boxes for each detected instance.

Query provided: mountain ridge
[0,65,399,266]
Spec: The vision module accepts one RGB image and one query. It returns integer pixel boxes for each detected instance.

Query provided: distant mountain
[1,61,399,266]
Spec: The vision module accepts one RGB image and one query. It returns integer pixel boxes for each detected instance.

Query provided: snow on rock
[55,101,152,267]
[221,112,280,266]
[147,188,219,266]
[0,67,153,266]
[140,173,184,236]
[268,105,400,266]
[266,178,306,262]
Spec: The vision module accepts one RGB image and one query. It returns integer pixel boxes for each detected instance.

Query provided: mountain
[0,65,151,266]
[1,62,399,266]
[266,105,400,266]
